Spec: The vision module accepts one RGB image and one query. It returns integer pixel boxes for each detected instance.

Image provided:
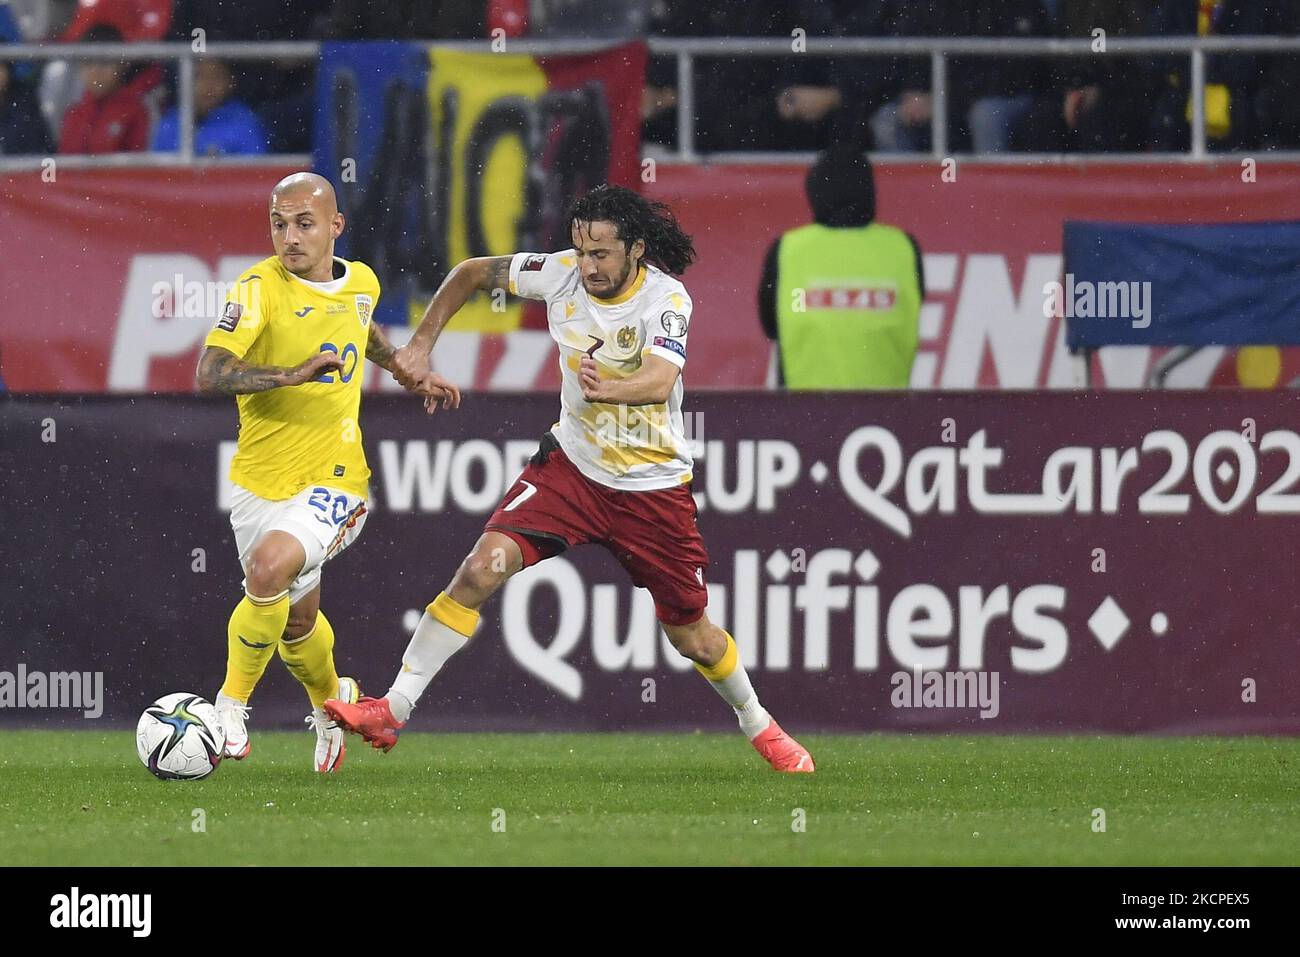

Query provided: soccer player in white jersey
[327,186,814,772]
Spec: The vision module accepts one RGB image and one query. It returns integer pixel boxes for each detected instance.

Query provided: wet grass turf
[2,732,1297,866]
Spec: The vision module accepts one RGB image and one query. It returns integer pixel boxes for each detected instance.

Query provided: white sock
[386,611,471,722]
[733,691,772,740]
[700,648,771,739]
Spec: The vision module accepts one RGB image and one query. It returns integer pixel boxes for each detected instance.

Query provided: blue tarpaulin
[1063,220,1300,349]
[313,42,430,326]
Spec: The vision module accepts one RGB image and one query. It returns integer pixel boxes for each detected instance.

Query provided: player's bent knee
[662,617,712,662]
[245,559,298,597]
[455,551,510,599]
[245,542,305,598]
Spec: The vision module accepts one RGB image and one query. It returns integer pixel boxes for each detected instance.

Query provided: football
[135,693,225,781]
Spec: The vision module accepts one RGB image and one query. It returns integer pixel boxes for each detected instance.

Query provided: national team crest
[616,325,637,350]
[354,294,373,328]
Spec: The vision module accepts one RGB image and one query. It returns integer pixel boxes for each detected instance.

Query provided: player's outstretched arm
[195,345,344,396]
[367,322,462,413]
[390,255,512,388]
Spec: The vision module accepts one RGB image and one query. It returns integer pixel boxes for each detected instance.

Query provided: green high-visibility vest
[775,222,921,389]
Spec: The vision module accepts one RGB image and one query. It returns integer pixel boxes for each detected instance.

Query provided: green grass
[2,732,1298,866]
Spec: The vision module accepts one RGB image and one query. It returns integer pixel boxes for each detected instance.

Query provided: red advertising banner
[655,161,1300,390]
[2,393,1297,734]
[3,162,1299,392]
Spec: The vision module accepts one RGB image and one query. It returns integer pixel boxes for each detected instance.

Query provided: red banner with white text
[3,162,1299,392]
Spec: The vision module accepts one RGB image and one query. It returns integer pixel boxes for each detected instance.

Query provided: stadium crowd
[2,0,1299,156]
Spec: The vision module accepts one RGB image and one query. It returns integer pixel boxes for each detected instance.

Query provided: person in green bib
[759,147,924,389]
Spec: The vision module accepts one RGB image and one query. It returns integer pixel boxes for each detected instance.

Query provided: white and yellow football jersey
[508,249,693,491]
[204,255,379,501]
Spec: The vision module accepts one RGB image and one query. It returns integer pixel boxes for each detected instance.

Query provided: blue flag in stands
[1062,220,1300,349]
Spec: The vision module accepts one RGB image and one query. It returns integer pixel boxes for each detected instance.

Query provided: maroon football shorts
[485,433,709,626]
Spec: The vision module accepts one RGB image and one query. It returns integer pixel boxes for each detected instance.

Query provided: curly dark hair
[565,185,696,275]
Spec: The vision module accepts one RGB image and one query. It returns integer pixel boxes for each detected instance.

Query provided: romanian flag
[316,41,647,334]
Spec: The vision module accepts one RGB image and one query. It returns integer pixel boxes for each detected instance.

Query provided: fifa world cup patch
[521,255,547,272]
[653,336,686,358]
[215,301,242,332]
[660,310,689,337]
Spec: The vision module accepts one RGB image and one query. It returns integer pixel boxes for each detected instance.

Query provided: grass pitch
[2,731,1297,866]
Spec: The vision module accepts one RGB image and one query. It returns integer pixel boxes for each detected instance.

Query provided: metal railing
[4,35,1300,170]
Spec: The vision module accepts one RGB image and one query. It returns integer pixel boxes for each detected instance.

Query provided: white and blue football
[136,693,225,780]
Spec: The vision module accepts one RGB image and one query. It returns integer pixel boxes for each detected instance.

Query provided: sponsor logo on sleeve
[522,255,547,272]
[215,301,242,332]
[653,336,686,359]
[659,310,688,337]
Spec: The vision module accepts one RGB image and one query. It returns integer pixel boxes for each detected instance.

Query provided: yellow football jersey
[204,254,379,501]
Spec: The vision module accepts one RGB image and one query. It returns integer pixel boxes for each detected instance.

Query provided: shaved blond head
[271,171,338,215]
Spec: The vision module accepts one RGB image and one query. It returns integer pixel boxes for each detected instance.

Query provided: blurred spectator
[0,4,40,92]
[42,1,167,148]
[57,25,157,154]
[0,61,54,154]
[872,0,1052,154]
[776,1,899,152]
[646,0,789,152]
[169,1,315,152]
[61,0,172,42]
[641,3,685,149]
[758,148,923,389]
[6,0,82,41]
[647,0,881,153]
[0,4,23,43]
[1013,0,1153,152]
[488,0,529,37]
[153,58,268,155]
[1147,0,1272,152]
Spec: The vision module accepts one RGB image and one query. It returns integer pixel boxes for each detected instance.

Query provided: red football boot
[750,718,815,773]
[323,695,405,753]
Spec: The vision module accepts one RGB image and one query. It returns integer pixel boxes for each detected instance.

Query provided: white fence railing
[3,35,1300,170]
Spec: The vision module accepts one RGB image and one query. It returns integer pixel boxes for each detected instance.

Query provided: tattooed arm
[390,255,512,387]
[195,346,343,396]
[367,320,463,412]
[365,320,397,371]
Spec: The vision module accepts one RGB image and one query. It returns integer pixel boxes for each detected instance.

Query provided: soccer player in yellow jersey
[196,172,458,772]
